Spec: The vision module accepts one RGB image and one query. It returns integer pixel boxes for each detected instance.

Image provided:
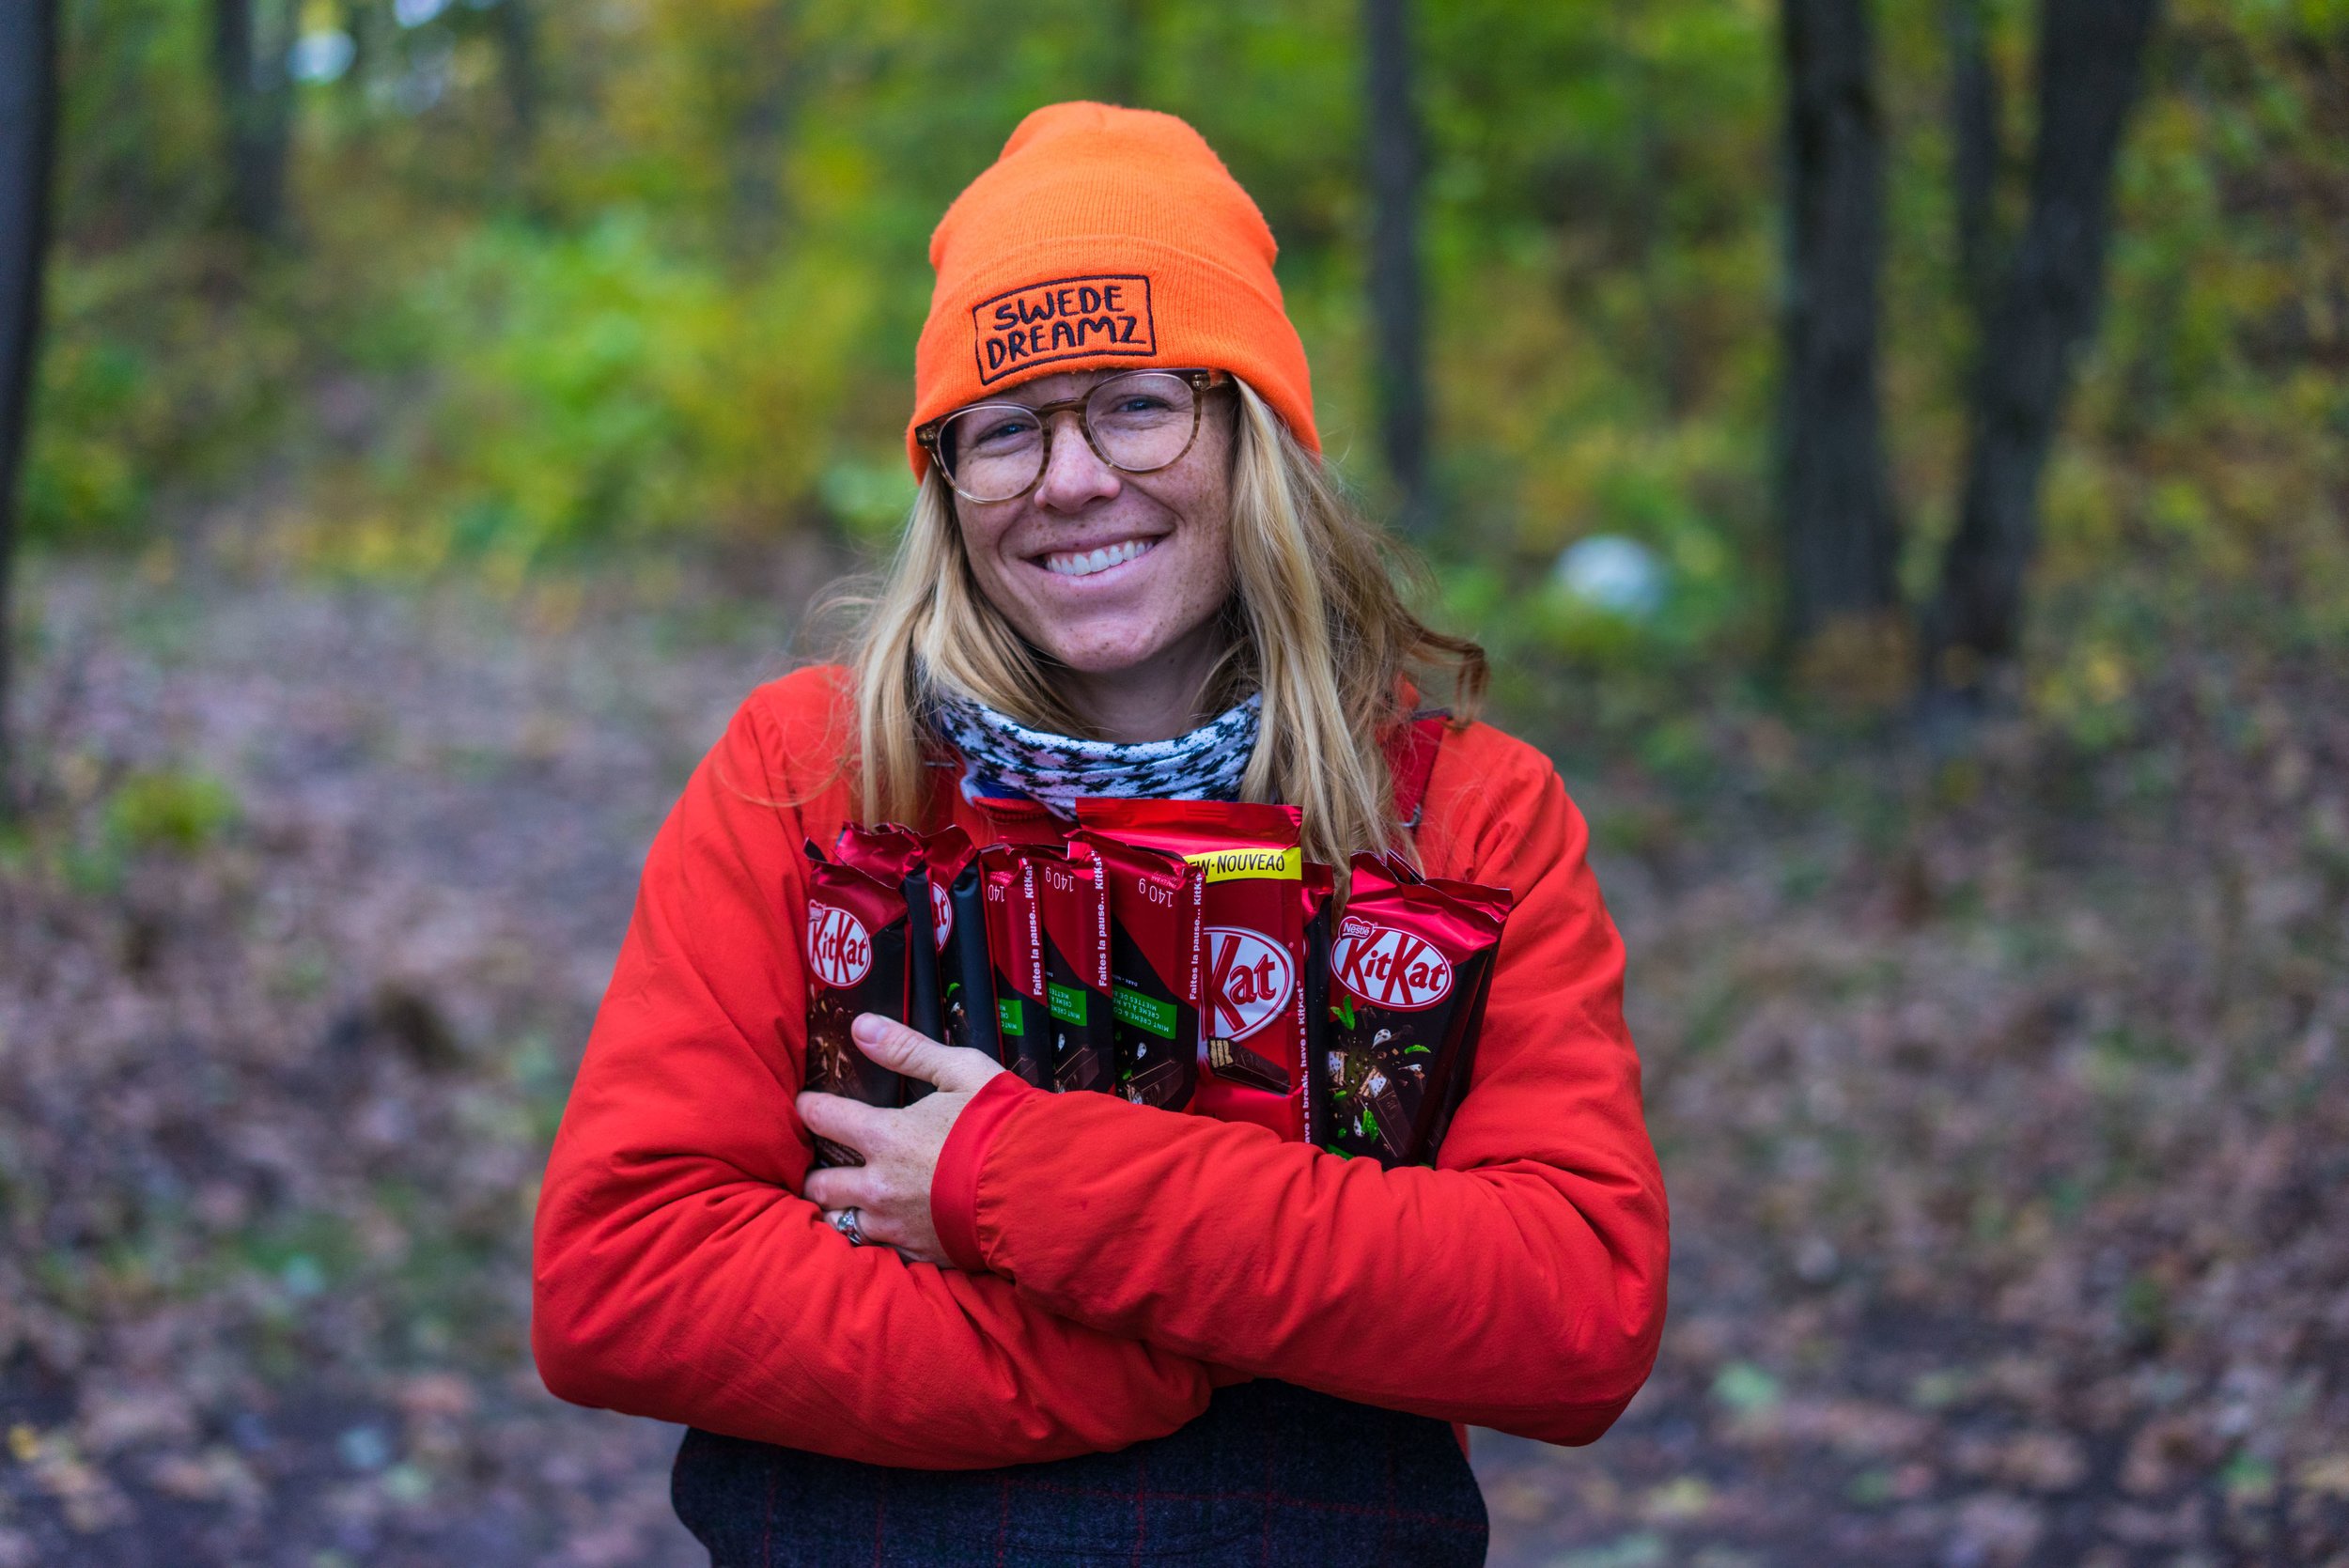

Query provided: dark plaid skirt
[671,1380,1489,1567]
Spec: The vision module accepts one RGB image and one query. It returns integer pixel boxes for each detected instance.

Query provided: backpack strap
[1385,710,1451,831]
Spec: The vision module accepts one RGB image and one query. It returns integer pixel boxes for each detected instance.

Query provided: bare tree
[211,0,296,240]
[1927,0,2162,688]
[1363,0,1430,536]
[1776,0,1903,651]
[0,0,58,811]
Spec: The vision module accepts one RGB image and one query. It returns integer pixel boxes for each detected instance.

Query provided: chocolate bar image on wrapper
[1319,853,1511,1168]
[979,844,1053,1089]
[1030,843,1115,1094]
[801,840,914,1167]
[1072,828,1205,1110]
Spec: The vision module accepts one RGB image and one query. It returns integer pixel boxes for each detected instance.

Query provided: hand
[799,1014,1008,1266]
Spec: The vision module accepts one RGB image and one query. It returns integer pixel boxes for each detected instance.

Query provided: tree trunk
[725,3,799,256]
[1776,0,1903,651]
[0,0,59,813]
[211,0,295,240]
[1926,0,2160,684]
[497,0,540,150]
[1362,0,1430,536]
[1944,0,2002,321]
[1099,0,1148,107]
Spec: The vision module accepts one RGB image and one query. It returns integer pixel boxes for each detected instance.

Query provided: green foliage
[104,768,241,856]
[23,0,2349,699]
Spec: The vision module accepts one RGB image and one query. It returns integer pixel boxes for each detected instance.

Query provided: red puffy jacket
[531,666,1667,1469]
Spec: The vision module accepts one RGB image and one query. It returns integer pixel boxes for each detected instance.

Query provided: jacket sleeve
[530,685,1220,1469]
[930,743,1668,1444]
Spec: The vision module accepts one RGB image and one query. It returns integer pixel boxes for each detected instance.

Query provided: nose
[1031,408,1121,514]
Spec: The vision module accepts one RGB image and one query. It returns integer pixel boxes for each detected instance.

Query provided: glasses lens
[938,406,1044,502]
[1086,373,1199,473]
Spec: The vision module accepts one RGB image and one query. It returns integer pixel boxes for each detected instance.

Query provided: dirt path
[3,553,2343,1566]
[1,557,802,1565]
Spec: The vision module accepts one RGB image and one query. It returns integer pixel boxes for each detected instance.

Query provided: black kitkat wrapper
[1031,842,1114,1093]
[1072,828,1205,1110]
[1319,854,1511,1167]
[801,840,914,1166]
[918,827,1000,1064]
[834,824,942,1101]
[979,844,1053,1089]
[1301,862,1335,1148]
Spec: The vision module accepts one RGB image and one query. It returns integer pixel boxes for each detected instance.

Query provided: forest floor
[1,541,2344,1567]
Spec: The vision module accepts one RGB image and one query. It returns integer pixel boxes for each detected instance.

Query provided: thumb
[851,1013,1005,1094]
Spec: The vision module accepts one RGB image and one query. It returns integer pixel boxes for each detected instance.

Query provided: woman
[534,102,1668,1566]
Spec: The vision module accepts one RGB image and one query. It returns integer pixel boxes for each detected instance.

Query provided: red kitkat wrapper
[1071,828,1206,1110]
[1028,843,1115,1094]
[1073,800,1306,1141]
[801,841,914,1165]
[1319,853,1511,1167]
[977,845,1050,1088]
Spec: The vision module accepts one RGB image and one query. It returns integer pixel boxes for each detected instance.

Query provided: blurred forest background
[1,0,2346,1564]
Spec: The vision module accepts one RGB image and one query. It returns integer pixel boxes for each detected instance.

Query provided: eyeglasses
[916,368,1229,504]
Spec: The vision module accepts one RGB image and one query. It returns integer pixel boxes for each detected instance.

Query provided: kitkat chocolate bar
[918,827,1001,1063]
[1073,800,1307,1140]
[1071,827,1205,1110]
[801,842,914,1166]
[832,825,943,1098]
[1030,843,1115,1093]
[977,845,1052,1088]
[1319,853,1511,1167]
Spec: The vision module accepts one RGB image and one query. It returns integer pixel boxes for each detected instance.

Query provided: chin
[1039,625,1177,675]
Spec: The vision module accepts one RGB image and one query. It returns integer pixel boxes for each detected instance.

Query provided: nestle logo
[972,274,1156,383]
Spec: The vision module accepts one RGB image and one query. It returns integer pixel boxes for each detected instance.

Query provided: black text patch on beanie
[973,274,1156,383]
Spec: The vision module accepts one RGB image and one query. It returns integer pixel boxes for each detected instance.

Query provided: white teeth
[1044,538,1154,578]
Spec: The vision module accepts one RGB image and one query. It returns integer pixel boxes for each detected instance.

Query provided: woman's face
[951,369,1237,684]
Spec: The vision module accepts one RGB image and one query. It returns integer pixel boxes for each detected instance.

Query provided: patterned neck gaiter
[926,687,1263,817]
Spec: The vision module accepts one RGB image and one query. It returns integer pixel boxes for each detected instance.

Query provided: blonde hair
[842,381,1486,866]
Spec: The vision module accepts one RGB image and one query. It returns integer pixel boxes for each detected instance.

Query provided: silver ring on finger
[829,1207,868,1247]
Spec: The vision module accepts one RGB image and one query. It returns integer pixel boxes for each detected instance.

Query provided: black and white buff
[927,687,1262,816]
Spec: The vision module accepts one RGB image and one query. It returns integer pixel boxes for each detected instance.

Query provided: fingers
[851,1014,1007,1094]
[796,1091,889,1161]
[801,1165,871,1212]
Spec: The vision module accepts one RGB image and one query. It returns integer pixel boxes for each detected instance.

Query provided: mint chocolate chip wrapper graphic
[1315,853,1512,1167]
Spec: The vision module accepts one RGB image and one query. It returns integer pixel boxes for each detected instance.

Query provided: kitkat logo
[806,902,873,988]
[972,274,1155,383]
[1331,918,1452,1010]
[1205,926,1294,1041]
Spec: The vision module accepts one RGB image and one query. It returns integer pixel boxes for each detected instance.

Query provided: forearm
[937,1063,1666,1443]
[534,1143,1219,1468]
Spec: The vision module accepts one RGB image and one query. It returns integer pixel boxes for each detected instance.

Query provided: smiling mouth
[1039,538,1158,579]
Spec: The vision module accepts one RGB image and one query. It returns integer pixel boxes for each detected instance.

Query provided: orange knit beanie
[907,101,1319,476]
